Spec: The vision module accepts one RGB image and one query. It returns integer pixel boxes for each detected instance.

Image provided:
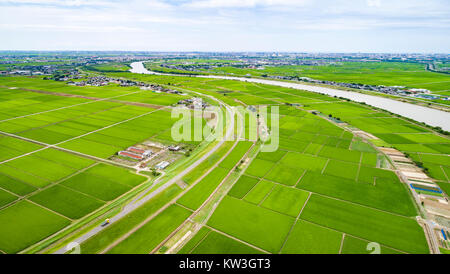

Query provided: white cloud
[0,0,113,6]
[0,23,144,32]
[184,0,310,8]
[367,0,381,7]
[0,0,448,52]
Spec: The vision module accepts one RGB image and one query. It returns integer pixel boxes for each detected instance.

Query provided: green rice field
[1,61,446,254]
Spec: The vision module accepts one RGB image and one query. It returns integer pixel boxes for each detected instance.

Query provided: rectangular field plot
[0,136,42,162]
[0,89,89,121]
[227,175,259,199]
[243,180,274,205]
[33,148,95,170]
[2,155,79,188]
[0,164,49,188]
[281,220,342,254]
[177,167,229,210]
[0,120,34,133]
[116,92,183,106]
[417,154,450,166]
[207,196,294,253]
[0,188,18,208]
[29,185,105,219]
[300,194,429,253]
[0,149,95,195]
[0,172,36,196]
[279,152,327,172]
[0,200,70,253]
[244,158,275,178]
[303,143,322,155]
[107,204,191,254]
[188,229,263,254]
[357,166,399,184]
[260,185,309,217]
[278,139,309,153]
[361,152,378,167]
[264,164,304,186]
[397,133,450,144]
[350,140,378,153]
[84,164,146,187]
[61,164,145,201]
[323,160,359,180]
[59,138,123,158]
[82,133,136,148]
[437,182,450,196]
[318,146,361,163]
[297,171,417,216]
[341,235,402,254]
[425,163,449,182]
[425,143,450,154]
[18,127,75,144]
[255,150,286,162]
[218,141,253,169]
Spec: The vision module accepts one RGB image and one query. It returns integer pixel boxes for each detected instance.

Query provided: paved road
[54,94,235,254]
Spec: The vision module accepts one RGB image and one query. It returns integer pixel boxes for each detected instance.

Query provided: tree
[151,168,160,177]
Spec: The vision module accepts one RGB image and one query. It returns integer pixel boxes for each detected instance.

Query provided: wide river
[130,61,450,131]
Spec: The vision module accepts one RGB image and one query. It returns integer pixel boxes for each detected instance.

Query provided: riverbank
[130,61,450,132]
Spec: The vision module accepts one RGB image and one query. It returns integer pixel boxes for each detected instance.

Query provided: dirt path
[53,91,236,254]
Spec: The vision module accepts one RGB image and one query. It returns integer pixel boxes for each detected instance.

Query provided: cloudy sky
[0,0,449,52]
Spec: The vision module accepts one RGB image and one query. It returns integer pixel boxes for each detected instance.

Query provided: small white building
[168,145,181,151]
[155,161,170,170]
[143,150,153,157]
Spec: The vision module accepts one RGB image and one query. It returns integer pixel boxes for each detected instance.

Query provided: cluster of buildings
[155,52,450,74]
[140,83,184,95]
[67,76,184,95]
[0,69,41,76]
[258,74,449,101]
[117,144,180,170]
[414,94,445,100]
[176,97,210,109]
[118,146,153,161]
[0,65,75,77]
[68,76,113,86]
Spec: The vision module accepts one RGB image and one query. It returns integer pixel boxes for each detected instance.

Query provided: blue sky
[0,0,449,52]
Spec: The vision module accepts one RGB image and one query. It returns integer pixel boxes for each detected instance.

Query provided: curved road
[54,60,448,253]
[54,87,235,254]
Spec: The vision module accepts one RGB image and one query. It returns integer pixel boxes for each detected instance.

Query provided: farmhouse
[128,146,145,154]
[155,161,170,170]
[118,151,144,160]
[168,145,181,151]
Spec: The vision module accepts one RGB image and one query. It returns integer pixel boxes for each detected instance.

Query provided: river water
[130,61,450,131]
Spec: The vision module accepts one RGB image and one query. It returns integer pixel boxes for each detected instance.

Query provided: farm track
[153,136,253,254]
[0,86,165,123]
[0,88,146,123]
[52,88,236,254]
[100,128,239,254]
[2,62,440,254]
[0,105,165,166]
